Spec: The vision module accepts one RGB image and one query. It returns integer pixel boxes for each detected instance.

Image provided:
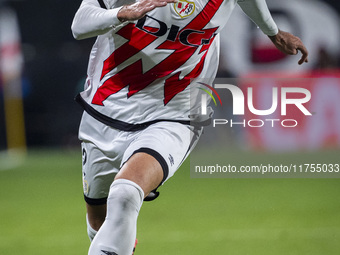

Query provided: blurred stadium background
[0,0,339,254]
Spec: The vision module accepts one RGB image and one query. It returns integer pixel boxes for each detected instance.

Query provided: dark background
[1,0,340,149]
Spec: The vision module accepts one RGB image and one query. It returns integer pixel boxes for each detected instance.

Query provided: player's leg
[86,203,106,240]
[88,122,201,255]
[115,152,164,195]
[88,152,163,255]
[85,152,161,235]
[85,154,162,254]
[79,111,141,250]
[80,138,123,242]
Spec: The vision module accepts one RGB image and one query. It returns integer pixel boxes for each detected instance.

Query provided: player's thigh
[121,122,202,186]
[79,112,131,203]
[82,140,123,229]
[115,152,164,196]
[81,141,121,202]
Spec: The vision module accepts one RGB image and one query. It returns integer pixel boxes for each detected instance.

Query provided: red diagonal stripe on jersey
[92,0,223,106]
[100,23,158,80]
[163,47,211,104]
[94,60,144,102]
[163,35,216,105]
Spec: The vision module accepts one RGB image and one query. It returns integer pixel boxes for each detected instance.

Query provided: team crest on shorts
[174,0,195,18]
[83,179,89,194]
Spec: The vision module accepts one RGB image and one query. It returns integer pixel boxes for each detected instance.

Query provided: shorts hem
[84,195,107,205]
[132,147,169,184]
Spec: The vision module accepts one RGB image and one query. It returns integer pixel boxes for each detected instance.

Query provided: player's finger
[142,1,166,12]
[155,0,177,5]
[298,54,308,65]
[142,0,175,8]
[297,45,309,65]
[149,0,176,8]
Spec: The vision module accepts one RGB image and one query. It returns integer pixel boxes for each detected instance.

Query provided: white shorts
[79,112,201,204]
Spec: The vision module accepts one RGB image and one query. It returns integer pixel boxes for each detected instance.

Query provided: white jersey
[73,0,278,128]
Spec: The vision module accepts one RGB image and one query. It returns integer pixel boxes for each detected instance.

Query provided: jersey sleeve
[237,0,278,36]
[104,0,137,9]
[71,0,126,40]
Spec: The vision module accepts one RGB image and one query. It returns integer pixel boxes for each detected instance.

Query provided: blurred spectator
[0,0,26,152]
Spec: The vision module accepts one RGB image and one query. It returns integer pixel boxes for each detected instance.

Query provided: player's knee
[107,179,144,216]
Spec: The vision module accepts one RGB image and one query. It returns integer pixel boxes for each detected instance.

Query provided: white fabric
[88,179,144,255]
[71,0,127,40]
[238,0,278,36]
[71,0,278,125]
[80,111,198,199]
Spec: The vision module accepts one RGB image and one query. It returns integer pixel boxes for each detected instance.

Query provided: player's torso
[81,0,238,123]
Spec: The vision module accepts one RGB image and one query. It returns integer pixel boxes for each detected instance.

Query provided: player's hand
[117,0,177,22]
[268,29,309,65]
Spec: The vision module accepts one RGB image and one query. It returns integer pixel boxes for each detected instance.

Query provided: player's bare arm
[117,0,177,22]
[72,0,177,40]
[269,29,309,65]
[237,0,309,66]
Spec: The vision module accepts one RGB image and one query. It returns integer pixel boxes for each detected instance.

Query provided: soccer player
[71,0,308,254]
